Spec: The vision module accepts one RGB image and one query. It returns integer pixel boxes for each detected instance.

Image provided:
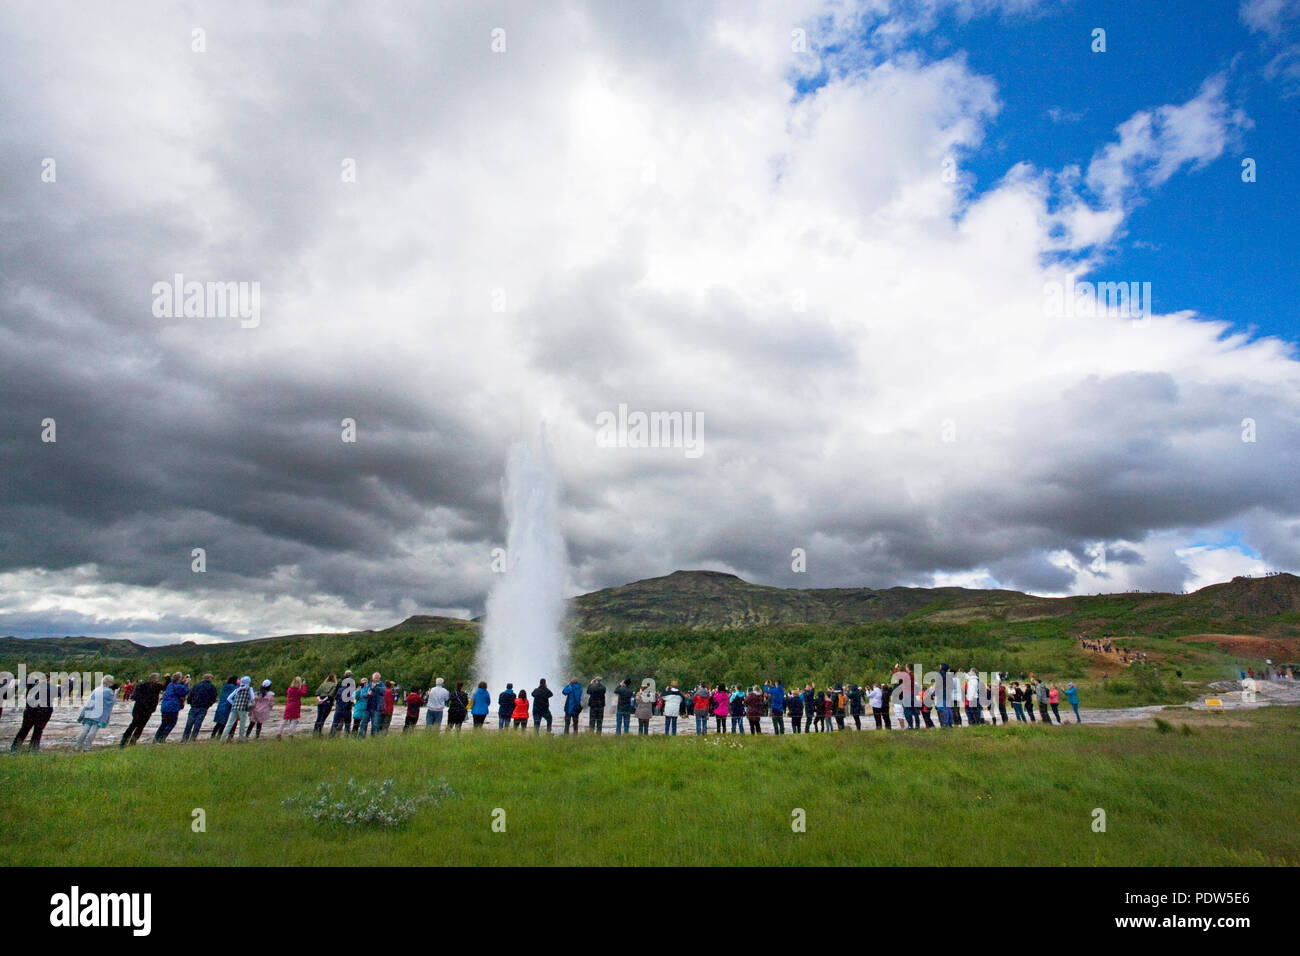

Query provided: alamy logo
[49,886,151,936]
[595,403,704,459]
[152,273,260,328]
[1043,277,1152,319]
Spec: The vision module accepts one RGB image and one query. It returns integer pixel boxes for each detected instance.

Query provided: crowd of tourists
[5,660,1294,751]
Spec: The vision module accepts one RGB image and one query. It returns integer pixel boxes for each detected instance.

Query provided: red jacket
[383,686,395,715]
[512,697,529,720]
[283,685,307,720]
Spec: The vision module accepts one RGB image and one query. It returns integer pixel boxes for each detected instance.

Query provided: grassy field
[3,707,1295,866]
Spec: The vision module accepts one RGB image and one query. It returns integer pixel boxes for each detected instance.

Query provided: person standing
[869,683,884,730]
[313,674,337,736]
[935,663,953,728]
[661,682,683,735]
[278,676,307,739]
[786,688,803,733]
[223,677,254,741]
[1035,679,1051,723]
[1048,684,1062,724]
[964,669,981,726]
[744,686,764,734]
[210,675,238,739]
[496,684,516,730]
[614,678,636,735]
[1063,681,1081,723]
[765,679,786,735]
[364,672,385,736]
[996,679,1008,725]
[802,684,816,733]
[1009,683,1026,722]
[119,672,163,747]
[586,676,607,734]
[74,676,117,751]
[246,680,274,738]
[11,672,54,752]
[531,679,553,733]
[728,685,745,734]
[832,685,847,731]
[471,682,491,729]
[712,684,730,734]
[404,687,425,731]
[446,681,469,732]
[511,689,529,728]
[381,681,396,732]
[847,682,864,730]
[352,677,371,735]
[562,678,583,734]
[425,677,449,730]
[177,673,213,741]
[635,679,656,735]
[691,683,711,736]
[153,672,189,743]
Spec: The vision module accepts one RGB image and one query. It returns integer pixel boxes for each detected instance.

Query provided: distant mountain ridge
[4,571,1299,660]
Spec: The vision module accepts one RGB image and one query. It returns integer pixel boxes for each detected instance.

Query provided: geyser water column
[479,437,569,696]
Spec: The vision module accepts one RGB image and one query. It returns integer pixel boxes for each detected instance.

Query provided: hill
[2,571,1296,705]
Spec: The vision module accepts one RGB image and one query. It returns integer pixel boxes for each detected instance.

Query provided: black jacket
[498,690,517,717]
[189,680,218,709]
[532,685,553,715]
[586,682,607,708]
[132,681,164,712]
[613,684,635,713]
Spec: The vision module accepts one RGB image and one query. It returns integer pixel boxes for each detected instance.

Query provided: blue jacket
[471,687,491,716]
[765,683,785,713]
[562,682,583,715]
[365,682,384,713]
[188,680,218,710]
[159,681,189,715]
[213,683,237,723]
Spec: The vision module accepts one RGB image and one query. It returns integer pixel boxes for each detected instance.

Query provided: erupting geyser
[479,437,569,694]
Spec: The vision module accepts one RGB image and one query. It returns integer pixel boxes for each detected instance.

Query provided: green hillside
[2,572,1296,709]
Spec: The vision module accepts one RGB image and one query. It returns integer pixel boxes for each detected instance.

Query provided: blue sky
[926,0,1297,343]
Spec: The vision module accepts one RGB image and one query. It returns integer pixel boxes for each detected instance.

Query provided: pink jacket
[712,691,729,716]
[1048,688,1060,705]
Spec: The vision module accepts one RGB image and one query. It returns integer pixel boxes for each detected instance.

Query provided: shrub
[282,777,455,828]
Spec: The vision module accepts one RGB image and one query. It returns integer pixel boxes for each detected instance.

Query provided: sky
[1,0,1298,644]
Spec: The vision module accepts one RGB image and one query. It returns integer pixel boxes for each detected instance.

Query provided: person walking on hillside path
[562,678,583,734]
[586,677,607,734]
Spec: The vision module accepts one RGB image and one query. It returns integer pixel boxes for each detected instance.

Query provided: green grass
[3,708,1296,866]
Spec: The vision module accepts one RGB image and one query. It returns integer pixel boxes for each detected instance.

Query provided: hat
[239,676,251,685]
[261,679,272,688]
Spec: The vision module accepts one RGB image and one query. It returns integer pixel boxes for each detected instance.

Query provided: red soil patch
[1176,634,1300,661]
